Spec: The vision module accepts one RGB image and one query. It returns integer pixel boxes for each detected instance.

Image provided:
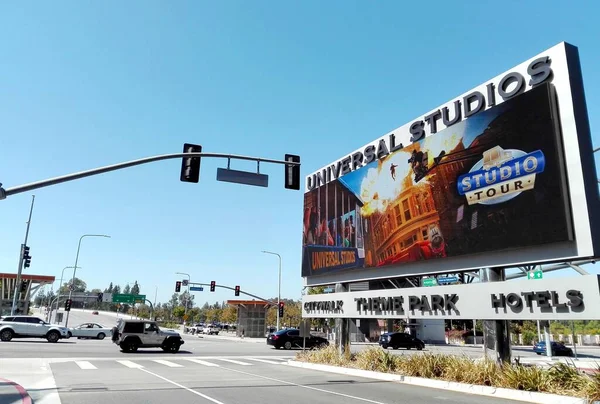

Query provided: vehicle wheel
[284,341,292,350]
[121,339,138,352]
[67,332,72,338]
[406,347,411,350]
[167,340,181,353]
[417,346,423,351]
[381,344,388,349]
[47,331,60,343]
[97,333,106,340]
[319,342,328,349]
[0,329,13,342]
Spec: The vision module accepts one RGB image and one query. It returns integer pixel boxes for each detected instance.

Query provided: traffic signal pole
[11,195,35,315]
[0,152,300,200]
[189,282,277,306]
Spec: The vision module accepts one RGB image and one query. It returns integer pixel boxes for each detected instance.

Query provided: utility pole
[11,195,35,315]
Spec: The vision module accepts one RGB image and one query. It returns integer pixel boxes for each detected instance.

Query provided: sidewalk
[0,377,32,404]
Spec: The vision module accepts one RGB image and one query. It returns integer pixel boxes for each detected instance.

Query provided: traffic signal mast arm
[0,151,301,200]
[191,282,277,306]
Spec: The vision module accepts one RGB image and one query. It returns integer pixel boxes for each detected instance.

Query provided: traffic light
[284,154,300,190]
[175,281,181,292]
[234,285,240,297]
[210,281,216,292]
[20,280,28,293]
[64,299,72,311]
[97,292,103,302]
[180,143,202,183]
[22,245,31,268]
[278,302,284,317]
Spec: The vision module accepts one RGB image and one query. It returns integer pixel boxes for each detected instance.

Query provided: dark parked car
[378,332,425,350]
[267,328,329,350]
[533,341,573,356]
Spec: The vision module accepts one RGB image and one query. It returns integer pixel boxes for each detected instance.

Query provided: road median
[290,345,600,404]
[286,360,587,404]
[0,377,33,404]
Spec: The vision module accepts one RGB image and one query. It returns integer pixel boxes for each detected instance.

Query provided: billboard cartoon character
[390,163,398,180]
[408,150,429,182]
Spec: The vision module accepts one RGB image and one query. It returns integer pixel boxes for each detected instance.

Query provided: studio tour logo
[457,146,546,205]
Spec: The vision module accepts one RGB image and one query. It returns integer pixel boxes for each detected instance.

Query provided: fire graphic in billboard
[302,82,572,277]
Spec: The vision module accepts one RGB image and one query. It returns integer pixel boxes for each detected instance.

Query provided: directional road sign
[423,278,437,287]
[112,294,146,304]
[528,270,543,280]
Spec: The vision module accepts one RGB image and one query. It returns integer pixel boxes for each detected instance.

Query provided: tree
[59,277,86,293]
[169,293,179,310]
[105,282,114,293]
[123,284,131,295]
[113,285,121,295]
[220,304,237,324]
[173,306,185,320]
[131,281,140,296]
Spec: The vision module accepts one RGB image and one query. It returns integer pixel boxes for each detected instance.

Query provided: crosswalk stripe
[75,361,97,370]
[244,358,283,365]
[153,360,183,368]
[117,360,144,369]
[216,358,252,366]
[186,359,220,367]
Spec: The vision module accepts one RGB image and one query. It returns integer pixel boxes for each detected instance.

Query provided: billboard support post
[544,324,553,358]
[334,283,349,355]
[481,267,511,364]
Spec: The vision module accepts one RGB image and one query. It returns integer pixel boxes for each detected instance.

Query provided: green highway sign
[423,278,437,287]
[112,294,146,304]
[528,270,543,280]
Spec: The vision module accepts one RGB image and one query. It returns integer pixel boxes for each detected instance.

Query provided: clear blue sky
[1,1,599,306]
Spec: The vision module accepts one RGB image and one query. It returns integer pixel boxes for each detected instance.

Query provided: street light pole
[64,234,111,327]
[262,251,282,331]
[51,266,77,323]
[175,272,191,317]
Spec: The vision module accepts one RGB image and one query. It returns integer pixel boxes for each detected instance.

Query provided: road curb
[286,360,588,404]
[0,377,33,404]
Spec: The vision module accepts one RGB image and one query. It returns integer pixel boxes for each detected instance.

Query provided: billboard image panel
[301,83,573,277]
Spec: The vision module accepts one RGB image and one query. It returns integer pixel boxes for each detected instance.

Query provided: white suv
[0,315,70,343]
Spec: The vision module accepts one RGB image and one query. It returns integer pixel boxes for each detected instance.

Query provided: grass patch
[296,346,600,401]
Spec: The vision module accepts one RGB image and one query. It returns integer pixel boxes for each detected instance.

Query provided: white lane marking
[153,360,184,368]
[139,368,225,404]
[75,361,97,370]
[215,358,252,366]
[185,358,220,367]
[244,358,283,364]
[222,367,386,404]
[117,360,144,369]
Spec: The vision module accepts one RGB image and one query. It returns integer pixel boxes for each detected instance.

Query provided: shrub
[295,346,600,401]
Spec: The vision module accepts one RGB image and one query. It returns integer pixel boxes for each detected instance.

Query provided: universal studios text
[306,57,552,191]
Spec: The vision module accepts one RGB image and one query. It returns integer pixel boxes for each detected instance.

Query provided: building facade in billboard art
[302,82,573,277]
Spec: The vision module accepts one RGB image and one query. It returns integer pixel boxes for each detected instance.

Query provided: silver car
[68,322,113,340]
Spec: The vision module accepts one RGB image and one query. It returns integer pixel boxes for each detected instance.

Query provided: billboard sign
[302,42,599,284]
[301,275,600,321]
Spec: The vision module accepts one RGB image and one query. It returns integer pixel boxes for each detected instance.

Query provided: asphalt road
[4,350,518,404]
